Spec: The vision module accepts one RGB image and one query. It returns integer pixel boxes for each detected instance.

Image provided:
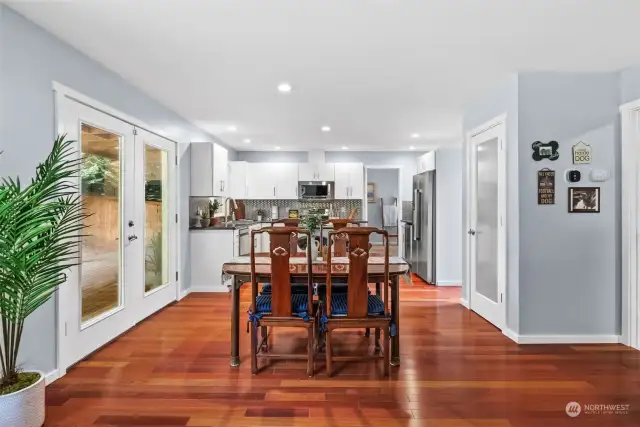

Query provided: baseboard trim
[503,331,621,344]
[459,298,469,308]
[189,285,229,293]
[45,369,60,385]
[178,288,191,300]
[436,280,461,286]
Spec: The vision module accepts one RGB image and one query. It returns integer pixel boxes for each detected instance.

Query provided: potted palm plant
[0,136,89,427]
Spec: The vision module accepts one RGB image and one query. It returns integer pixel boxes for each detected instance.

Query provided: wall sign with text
[572,141,592,164]
[537,169,555,205]
[532,141,559,161]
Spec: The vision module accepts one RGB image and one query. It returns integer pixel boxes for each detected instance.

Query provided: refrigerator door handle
[413,189,422,241]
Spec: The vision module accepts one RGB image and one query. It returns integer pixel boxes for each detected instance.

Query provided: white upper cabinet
[299,163,335,181]
[334,163,364,199]
[228,161,248,199]
[273,163,299,199]
[246,163,276,199]
[190,142,228,197]
[417,151,436,173]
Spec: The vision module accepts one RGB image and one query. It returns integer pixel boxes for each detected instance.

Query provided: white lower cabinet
[190,230,237,292]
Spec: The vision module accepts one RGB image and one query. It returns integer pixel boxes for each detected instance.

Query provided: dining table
[222,254,410,368]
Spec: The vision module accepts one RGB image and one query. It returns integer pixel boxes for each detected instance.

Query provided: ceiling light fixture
[341,146,349,150]
[277,82,292,93]
[409,146,416,150]
[274,146,281,150]
[227,125,237,132]
[243,138,251,143]
[321,126,331,132]
[410,133,420,139]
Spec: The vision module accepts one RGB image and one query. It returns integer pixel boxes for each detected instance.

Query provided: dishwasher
[239,227,251,256]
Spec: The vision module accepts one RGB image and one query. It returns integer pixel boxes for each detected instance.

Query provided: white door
[468,119,506,329]
[58,97,177,370]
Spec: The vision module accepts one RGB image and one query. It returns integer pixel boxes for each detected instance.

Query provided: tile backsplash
[241,199,363,220]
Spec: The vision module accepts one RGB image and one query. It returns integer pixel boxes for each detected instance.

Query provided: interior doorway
[466,115,507,330]
[56,90,178,374]
[364,166,401,257]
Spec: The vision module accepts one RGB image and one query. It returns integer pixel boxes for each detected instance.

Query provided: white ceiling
[8,0,640,151]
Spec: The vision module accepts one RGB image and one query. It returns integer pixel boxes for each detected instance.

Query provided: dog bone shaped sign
[532,140,559,161]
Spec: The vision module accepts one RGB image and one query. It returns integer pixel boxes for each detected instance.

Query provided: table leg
[391,275,400,366]
[375,282,381,353]
[230,277,241,367]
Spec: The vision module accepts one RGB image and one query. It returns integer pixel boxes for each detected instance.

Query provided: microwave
[299,182,333,200]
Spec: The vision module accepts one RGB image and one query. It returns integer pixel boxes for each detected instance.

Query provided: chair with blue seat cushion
[322,227,391,377]
[249,226,316,376]
[260,283,308,295]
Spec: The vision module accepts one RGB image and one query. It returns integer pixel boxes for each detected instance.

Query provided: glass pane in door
[144,145,169,293]
[475,138,499,303]
[80,123,122,323]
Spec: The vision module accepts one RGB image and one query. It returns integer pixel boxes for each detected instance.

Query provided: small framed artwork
[568,187,600,213]
[367,183,376,202]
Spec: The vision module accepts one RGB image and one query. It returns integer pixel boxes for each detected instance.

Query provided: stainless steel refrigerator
[410,171,436,283]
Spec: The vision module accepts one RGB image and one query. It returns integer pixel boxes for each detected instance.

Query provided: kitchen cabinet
[190,142,228,197]
[299,163,335,181]
[417,151,436,173]
[334,163,364,199]
[190,229,237,291]
[228,161,248,199]
[246,163,298,199]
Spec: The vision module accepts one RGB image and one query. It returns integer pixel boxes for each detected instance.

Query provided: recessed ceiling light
[227,125,237,132]
[409,146,416,150]
[243,138,251,143]
[341,146,349,150]
[277,82,292,93]
[321,126,331,132]
[274,146,281,150]
[410,133,420,139]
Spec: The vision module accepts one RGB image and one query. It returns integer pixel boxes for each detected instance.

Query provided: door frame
[464,114,507,330]
[620,98,640,350]
[363,165,403,253]
[52,82,182,379]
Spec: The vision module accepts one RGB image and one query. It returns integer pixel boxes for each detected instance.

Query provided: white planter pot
[0,371,45,427]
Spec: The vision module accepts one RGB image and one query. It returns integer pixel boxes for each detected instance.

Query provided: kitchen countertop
[189,221,260,231]
[400,219,413,225]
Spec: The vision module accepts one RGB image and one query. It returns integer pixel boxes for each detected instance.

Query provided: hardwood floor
[46,276,640,426]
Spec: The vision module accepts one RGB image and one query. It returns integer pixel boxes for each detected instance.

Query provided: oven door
[239,229,251,256]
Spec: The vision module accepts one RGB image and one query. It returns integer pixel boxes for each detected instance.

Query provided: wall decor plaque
[537,169,555,205]
[532,141,559,161]
[568,187,600,213]
[572,141,592,164]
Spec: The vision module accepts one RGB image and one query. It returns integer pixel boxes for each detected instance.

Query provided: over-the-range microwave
[298,181,333,200]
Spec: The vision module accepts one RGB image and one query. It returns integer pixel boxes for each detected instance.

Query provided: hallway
[45,278,640,427]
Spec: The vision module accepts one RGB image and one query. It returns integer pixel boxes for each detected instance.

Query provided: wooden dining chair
[249,227,317,376]
[321,227,392,377]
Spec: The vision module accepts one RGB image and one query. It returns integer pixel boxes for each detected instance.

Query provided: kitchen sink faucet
[223,197,238,227]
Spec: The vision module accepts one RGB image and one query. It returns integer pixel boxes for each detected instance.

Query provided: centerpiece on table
[299,213,322,260]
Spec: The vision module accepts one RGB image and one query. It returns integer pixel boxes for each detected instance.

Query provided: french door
[468,118,506,329]
[58,97,177,370]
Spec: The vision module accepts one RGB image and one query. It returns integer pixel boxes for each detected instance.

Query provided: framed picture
[568,187,600,213]
[367,183,375,202]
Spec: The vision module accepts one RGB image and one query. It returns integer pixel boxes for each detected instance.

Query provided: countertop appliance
[411,171,436,283]
[299,181,333,200]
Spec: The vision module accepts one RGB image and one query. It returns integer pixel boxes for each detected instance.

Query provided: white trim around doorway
[464,114,508,333]
[52,82,183,380]
[620,97,640,350]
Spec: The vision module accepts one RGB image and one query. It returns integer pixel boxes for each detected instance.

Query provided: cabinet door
[275,163,299,199]
[247,163,276,199]
[348,164,364,199]
[190,143,214,196]
[334,163,351,199]
[228,161,247,199]
[298,163,316,181]
[317,163,335,181]
[213,144,228,197]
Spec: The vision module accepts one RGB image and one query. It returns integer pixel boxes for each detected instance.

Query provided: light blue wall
[366,169,399,243]
[462,74,520,332]
[435,148,463,285]
[237,151,308,163]
[620,65,640,105]
[517,72,620,336]
[0,6,221,374]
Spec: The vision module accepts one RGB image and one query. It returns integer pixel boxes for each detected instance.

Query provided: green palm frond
[0,135,90,388]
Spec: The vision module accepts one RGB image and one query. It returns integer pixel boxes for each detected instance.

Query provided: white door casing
[466,115,507,330]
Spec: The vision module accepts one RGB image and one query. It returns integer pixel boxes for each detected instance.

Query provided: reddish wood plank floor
[45,276,640,427]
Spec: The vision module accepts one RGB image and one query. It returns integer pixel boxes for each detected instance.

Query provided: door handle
[468,229,476,236]
[273,186,276,197]
[128,234,138,242]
